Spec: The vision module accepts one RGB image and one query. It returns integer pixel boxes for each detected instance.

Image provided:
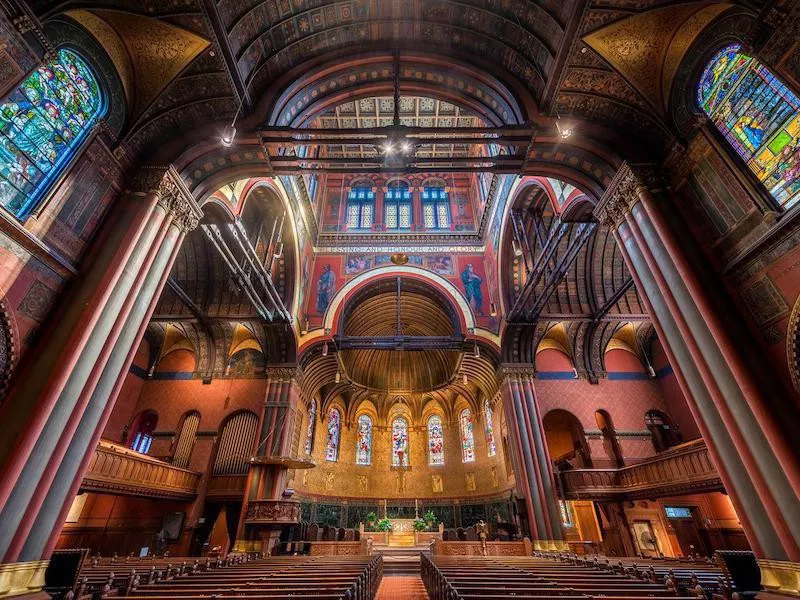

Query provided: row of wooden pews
[69,554,382,600]
[421,552,730,600]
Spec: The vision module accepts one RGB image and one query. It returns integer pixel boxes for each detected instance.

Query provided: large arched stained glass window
[0,48,105,219]
[484,399,497,457]
[391,417,410,466]
[699,44,800,209]
[460,408,476,463]
[427,415,445,465]
[304,399,316,455]
[355,414,372,465]
[324,408,341,462]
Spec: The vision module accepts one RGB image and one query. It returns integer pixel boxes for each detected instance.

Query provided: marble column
[0,166,201,568]
[235,367,305,555]
[594,162,800,560]
[500,366,563,542]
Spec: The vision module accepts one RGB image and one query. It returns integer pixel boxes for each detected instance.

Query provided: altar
[388,518,416,546]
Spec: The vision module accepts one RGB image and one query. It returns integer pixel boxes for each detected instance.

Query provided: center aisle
[375,575,429,600]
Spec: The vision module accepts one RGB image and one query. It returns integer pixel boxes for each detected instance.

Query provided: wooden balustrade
[560,438,722,500]
[80,440,201,500]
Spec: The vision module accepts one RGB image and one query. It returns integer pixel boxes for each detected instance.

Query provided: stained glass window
[346,186,374,229]
[699,44,800,209]
[484,399,497,457]
[384,181,412,229]
[304,399,316,455]
[460,408,476,463]
[422,187,450,229]
[355,414,372,465]
[427,415,445,465]
[0,48,105,219]
[559,500,573,526]
[392,417,410,466]
[131,432,153,454]
[325,408,341,462]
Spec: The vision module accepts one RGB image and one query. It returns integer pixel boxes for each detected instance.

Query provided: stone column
[594,162,800,560]
[500,365,563,542]
[0,167,201,573]
[235,366,306,555]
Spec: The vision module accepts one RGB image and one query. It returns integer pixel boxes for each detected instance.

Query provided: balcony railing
[559,438,722,500]
[81,440,201,500]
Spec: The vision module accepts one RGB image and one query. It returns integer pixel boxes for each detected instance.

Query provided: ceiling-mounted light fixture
[322,341,328,356]
[273,241,284,259]
[555,113,573,140]
[463,372,468,385]
[335,371,341,383]
[220,80,253,147]
[490,302,497,317]
[473,344,480,359]
[512,239,523,257]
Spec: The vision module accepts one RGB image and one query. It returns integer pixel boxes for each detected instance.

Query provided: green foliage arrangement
[413,517,426,531]
[376,517,393,532]
[423,510,437,525]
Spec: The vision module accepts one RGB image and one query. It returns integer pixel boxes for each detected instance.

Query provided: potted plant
[424,510,437,528]
[376,517,392,532]
[413,517,426,532]
[365,511,377,529]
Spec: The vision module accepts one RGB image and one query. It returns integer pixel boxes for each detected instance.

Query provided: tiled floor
[375,575,429,599]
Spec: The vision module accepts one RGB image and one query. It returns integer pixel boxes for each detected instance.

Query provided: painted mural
[305,252,498,331]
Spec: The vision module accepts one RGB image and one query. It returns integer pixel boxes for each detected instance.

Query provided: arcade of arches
[0,0,800,596]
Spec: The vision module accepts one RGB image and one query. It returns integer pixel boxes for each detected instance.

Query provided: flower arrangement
[376,517,393,532]
[413,517,426,531]
[424,510,437,526]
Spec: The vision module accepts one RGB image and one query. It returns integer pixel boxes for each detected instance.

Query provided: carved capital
[593,162,662,228]
[498,363,536,382]
[130,165,203,232]
[265,365,301,382]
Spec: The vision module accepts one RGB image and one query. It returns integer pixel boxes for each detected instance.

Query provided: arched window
[422,186,451,229]
[346,185,374,229]
[355,414,373,465]
[325,408,341,462]
[699,44,800,209]
[384,181,412,230]
[391,417,409,466]
[129,410,158,454]
[0,48,105,219]
[460,408,476,463]
[484,399,497,457]
[304,399,317,455]
[427,415,445,465]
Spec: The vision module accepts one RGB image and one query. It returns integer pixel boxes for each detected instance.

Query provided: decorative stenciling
[740,277,789,326]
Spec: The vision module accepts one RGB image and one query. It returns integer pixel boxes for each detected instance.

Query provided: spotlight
[382,143,394,154]
[335,371,341,383]
[512,239,523,257]
[221,124,236,147]
[555,119,573,140]
[322,342,328,357]
[401,142,411,154]
[473,344,480,358]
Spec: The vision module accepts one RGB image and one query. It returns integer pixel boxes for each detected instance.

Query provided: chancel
[0,1,799,599]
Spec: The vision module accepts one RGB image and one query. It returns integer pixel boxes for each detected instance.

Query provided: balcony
[559,438,723,500]
[81,440,201,500]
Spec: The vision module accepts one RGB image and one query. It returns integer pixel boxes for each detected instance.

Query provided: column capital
[265,364,302,383]
[129,165,203,232]
[498,363,536,382]
[593,162,662,228]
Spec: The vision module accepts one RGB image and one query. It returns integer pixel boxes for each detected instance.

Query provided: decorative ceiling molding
[583,2,732,115]
[66,8,210,120]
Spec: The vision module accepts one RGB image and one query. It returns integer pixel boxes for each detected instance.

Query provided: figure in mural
[461,263,483,314]
[316,264,336,314]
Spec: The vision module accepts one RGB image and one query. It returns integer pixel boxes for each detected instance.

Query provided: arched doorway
[543,409,591,469]
[595,410,624,468]
[645,410,682,452]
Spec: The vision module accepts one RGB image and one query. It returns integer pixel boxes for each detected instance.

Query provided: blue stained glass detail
[0,48,105,219]
[356,414,372,465]
[699,44,800,209]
